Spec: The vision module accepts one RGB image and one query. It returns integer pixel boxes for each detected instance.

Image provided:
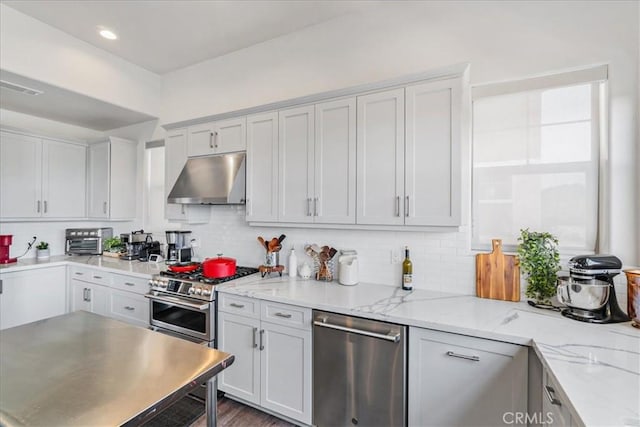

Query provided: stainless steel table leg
[206,377,217,427]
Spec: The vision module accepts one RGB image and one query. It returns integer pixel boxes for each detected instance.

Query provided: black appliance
[558,255,631,324]
[138,241,162,262]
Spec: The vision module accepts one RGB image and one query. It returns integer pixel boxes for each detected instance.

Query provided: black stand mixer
[557,255,631,324]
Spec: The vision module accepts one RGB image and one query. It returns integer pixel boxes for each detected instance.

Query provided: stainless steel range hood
[168,152,246,205]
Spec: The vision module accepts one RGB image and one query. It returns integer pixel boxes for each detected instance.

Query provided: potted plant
[36,241,50,260]
[517,229,560,306]
[102,236,124,258]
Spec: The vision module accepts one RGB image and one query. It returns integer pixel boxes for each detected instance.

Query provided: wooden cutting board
[476,239,520,302]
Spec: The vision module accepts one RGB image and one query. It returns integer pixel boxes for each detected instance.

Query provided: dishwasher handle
[313,319,401,343]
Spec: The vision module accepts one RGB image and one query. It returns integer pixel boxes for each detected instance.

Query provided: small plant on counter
[36,241,49,250]
[36,241,50,260]
[517,229,560,305]
[103,237,123,253]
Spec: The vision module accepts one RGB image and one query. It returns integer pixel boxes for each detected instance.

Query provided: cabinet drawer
[261,301,311,329]
[218,294,259,318]
[70,266,111,286]
[110,290,149,327]
[111,273,149,295]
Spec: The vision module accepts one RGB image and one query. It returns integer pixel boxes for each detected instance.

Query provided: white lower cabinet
[543,369,576,426]
[68,266,149,327]
[0,266,67,330]
[218,294,312,425]
[408,327,528,427]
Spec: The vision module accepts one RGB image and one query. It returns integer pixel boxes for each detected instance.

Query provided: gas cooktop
[160,266,259,284]
[149,266,260,301]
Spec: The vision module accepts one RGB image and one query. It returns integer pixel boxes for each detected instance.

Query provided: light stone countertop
[218,275,640,427]
[2,258,638,426]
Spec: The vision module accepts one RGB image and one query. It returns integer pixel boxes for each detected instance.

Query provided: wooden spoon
[257,236,267,250]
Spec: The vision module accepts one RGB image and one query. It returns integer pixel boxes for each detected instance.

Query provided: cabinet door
[109,138,137,219]
[408,327,528,427]
[88,142,110,218]
[0,267,67,330]
[0,131,42,218]
[188,122,216,157]
[405,78,461,226]
[356,88,405,225]
[542,371,572,426]
[42,140,86,218]
[246,112,279,222]
[218,311,261,405]
[260,321,312,424]
[278,105,314,223]
[215,117,246,153]
[109,289,149,327]
[70,280,109,316]
[314,97,356,224]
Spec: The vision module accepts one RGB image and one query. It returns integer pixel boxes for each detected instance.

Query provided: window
[144,141,171,233]
[472,67,606,252]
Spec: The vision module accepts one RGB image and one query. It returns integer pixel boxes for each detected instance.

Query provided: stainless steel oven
[147,293,215,343]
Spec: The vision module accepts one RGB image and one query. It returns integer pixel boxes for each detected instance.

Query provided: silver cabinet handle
[405,196,409,217]
[43,200,47,213]
[259,329,265,351]
[37,200,41,213]
[181,205,185,215]
[214,130,219,148]
[83,288,92,302]
[75,272,84,276]
[209,131,214,148]
[252,327,258,349]
[124,282,135,287]
[446,351,480,362]
[544,385,561,406]
[229,303,245,308]
[124,306,135,311]
[313,320,401,343]
[93,275,102,280]
[0,279,3,295]
[396,196,400,217]
[103,201,107,214]
[274,312,292,319]
[307,198,312,216]
[314,197,318,216]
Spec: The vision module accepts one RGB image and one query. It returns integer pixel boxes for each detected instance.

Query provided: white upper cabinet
[187,117,246,157]
[405,78,461,226]
[278,105,315,223]
[246,112,279,222]
[88,137,136,220]
[356,88,406,225]
[314,97,356,224]
[0,130,86,219]
[164,128,211,223]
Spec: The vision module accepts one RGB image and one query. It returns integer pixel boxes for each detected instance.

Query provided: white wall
[0,4,162,117]
[161,1,639,293]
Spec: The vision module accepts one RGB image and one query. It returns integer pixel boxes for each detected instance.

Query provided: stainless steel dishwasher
[313,310,407,427]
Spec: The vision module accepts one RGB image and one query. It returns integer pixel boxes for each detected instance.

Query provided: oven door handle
[145,294,210,311]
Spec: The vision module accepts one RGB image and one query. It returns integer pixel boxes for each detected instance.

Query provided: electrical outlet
[190,238,200,248]
[391,249,401,264]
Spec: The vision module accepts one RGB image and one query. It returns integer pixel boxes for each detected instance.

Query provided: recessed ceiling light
[98,27,118,40]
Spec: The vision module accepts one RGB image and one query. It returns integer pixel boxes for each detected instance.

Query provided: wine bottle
[402,246,413,290]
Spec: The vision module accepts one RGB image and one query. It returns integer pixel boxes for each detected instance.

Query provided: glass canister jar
[623,269,640,328]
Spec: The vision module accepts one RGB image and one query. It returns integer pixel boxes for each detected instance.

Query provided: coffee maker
[0,235,17,264]
[120,230,152,261]
[165,230,192,264]
[557,254,631,324]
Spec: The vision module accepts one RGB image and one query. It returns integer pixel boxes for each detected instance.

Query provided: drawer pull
[124,306,135,311]
[230,303,245,308]
[124,282,135,287]
[93,275,103,279]
[75,272,84,276]
[446,351,480,362]
[274,312,292,319]
[544,385,561,406]
[259,329,265,351]
[252,327,258,348]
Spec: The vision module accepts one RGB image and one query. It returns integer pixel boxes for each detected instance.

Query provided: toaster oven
[65,228,113,255]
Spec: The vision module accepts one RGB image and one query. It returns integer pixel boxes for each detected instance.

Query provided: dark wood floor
[192,396,295,427]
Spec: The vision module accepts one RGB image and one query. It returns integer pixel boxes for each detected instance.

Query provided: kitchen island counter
[0,311,233,426]
[218,275,640,427]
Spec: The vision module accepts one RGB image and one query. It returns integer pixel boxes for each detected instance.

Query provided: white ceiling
[2,0,365,75]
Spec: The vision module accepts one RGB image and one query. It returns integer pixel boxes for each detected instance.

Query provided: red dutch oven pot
[203,256,237,278]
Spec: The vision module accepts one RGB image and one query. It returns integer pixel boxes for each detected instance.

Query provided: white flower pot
[36,248,50,260]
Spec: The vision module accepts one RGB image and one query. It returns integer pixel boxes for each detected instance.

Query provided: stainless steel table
[0,311,234,426]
